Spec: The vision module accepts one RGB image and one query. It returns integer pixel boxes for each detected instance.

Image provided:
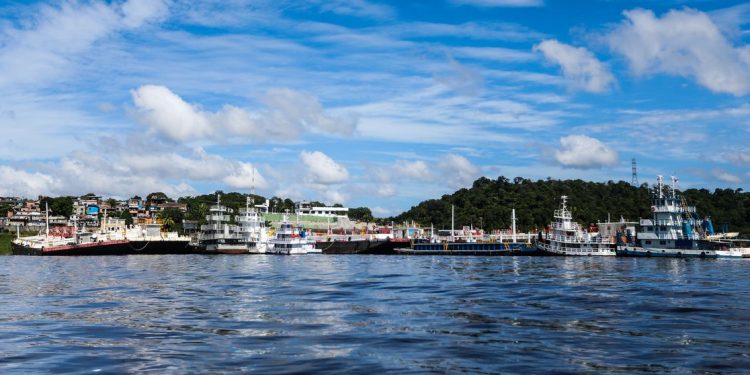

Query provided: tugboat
[537,196,619,256]
[198,195,246,254]
[267,213,318,255]
[617,176,747,258]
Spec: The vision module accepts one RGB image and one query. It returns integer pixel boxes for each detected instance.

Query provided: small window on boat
[660,241,666,245]
[645,240,652,245]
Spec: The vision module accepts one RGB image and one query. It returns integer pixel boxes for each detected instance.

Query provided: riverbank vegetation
[391,177,750,235]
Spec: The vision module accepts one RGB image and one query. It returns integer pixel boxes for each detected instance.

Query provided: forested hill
[391,177,750,235]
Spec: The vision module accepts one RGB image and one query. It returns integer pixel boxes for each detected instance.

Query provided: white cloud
[450,0,543,7]
[324,190,348,205]
[393,160,433,181]
[0,166,59,198]
[121,0,169,28]
[554,135,619,169]
[131,85,213,141]
[534,39,615,93]
[131,85,357,143]
[437,154,481,188]
[311,0,394,19]
[606,8,750,96]
[300,151,350,185]
[712,169,742,184]
[724,151,750,165]
[0,0,167,87]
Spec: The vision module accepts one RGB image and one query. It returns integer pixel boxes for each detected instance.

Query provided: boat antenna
[512,208,517,243]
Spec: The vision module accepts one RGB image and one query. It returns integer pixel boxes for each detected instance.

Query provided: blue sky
[0,0,749,216]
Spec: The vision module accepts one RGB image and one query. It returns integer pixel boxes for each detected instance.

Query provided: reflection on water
[1,255,749,373]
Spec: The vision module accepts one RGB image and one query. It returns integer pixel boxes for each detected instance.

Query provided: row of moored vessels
[538,176,750,258]
[12,176,749,258]
[198,195,319,255]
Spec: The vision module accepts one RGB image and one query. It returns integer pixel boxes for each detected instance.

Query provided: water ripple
[0,255,749,373]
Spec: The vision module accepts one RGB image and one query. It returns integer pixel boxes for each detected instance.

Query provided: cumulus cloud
[712,169,742,184]
[450,0,543,7]
[437,154,481,188]
[0,166,59,198]
[372,154,480,188]
[300,151,350,185]
[131,85,357,143]
[554,135,619,169]
[606,8,750,96]
[0,0,168,87]
[0,140,269,199]
[534,39,615,93]
[393,160,433,181]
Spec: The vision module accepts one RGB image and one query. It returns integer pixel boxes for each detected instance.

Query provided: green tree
[119,210,133,226]
[348,207,374,222]
[158,207,184,232]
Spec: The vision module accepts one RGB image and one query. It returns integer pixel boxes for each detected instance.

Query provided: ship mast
[45,201,49,237]
[512,208,517,243]
[451,204,455,242]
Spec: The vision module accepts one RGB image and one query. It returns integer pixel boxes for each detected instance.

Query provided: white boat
[237,196,269,254]
[537,196,619,256]
[267,213,317,255]
[617,176,747,258]
[198,195,246,254]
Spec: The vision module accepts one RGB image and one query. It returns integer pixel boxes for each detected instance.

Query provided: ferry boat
[198,195,246,254]
[537,196,620,256]
[267,213,318,255]
[236,196,269,254]
[616,176,748,258]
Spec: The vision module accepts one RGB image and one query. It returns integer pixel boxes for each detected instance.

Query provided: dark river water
[1,255,749,374]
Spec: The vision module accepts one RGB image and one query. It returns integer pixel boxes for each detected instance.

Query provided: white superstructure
[537,196,618,256]
[267,213,318,255]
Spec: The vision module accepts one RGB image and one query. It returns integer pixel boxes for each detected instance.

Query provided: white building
[294,201,348,218]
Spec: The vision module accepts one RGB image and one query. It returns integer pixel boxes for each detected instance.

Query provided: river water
[1,255,749,374]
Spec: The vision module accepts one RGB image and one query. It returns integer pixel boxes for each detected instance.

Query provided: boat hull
[395,242,538,256]
[12,240,194,256]
[537,238,616,256]
[616,246,744,258]
[316,239,406,254]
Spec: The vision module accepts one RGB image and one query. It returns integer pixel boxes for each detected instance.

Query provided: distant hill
[390,176,750,235]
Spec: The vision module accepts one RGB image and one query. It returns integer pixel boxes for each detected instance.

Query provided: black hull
[11,241,195,256]
[395,242,541,256]
[317,240,407,254]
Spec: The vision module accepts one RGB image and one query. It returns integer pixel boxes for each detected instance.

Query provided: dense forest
[390,176,750,235]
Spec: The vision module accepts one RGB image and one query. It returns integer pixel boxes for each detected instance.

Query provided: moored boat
[537,196,623,256]
[267,214,317,255]
[197,195,247,254]
[617,176,747,258]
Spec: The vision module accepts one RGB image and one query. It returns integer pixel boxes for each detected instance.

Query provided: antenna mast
[631,158,639,186]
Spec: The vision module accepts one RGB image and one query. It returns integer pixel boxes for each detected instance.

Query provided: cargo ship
[11,219,192,256]
[316,237,409,254]
[395,209,539,255]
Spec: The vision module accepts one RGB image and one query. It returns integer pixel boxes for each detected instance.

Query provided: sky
[0,0,749,217]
